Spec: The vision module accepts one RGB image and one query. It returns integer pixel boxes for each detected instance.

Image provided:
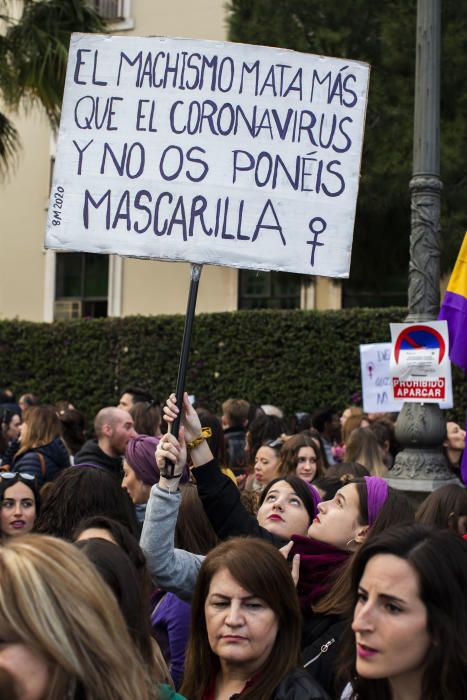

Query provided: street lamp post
[386,0,460,501]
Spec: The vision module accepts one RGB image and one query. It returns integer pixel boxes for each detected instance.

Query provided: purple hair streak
[364,475,389,526]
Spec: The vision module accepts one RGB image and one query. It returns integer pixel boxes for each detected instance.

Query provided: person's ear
[102,423,113,438]
[354,524,370,544]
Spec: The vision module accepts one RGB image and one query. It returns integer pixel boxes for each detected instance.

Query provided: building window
[54,253,109,320]
[238,271,302,309]
[87,0,133,30]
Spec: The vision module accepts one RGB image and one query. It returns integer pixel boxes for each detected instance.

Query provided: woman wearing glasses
[0,473,40,539]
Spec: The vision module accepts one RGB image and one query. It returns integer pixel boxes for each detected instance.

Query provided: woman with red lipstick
[0,473,40,540]
[142,395,412,697]
[181,537,329,700]
[339,525,467,700]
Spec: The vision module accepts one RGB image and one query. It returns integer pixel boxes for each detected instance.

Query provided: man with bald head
[74,407,136,478]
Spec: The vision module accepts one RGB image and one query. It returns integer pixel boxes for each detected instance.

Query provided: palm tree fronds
[0,111,20,178]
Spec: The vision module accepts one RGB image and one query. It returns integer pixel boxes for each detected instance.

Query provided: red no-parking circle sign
[389,321,452,404]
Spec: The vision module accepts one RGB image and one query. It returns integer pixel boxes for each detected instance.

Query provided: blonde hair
[345,427,387,477]
[0,534,159,700]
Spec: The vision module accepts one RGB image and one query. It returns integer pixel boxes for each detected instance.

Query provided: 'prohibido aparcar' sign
[45,34,370,277]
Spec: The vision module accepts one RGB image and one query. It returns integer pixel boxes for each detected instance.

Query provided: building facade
[0,0,341,321]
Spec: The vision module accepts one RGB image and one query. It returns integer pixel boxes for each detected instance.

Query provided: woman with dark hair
[75,537,172,688]
[0,473,40,540]
[0,407,21,460]
[180,537,329,700]
[339,525,467,699]
[279,433,325,484]
[34,465,139,540]
[74,515,188,691]
[57,406,86,460]
[415,483,467,535]
[246,413,287,469]
[130,400,162,437]
[6,405,70,485]
[73,514,151,590]
[442,420,466,475]
[142,394,414,696]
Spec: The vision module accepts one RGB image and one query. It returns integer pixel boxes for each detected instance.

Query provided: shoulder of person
[272,667,331,700]
[158,683,187,700]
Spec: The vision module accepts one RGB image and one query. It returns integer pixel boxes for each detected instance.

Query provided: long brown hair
[278,432,325,480]
[175,482,219,555]
[180,538,301,700]
[16,405,62,456]
[416,484,467,533]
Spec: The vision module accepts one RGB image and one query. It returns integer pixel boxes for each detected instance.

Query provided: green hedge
[0,309,464,424]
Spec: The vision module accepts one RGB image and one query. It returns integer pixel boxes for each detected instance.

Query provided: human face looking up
[308,483,367,550]
[204,568,278,676]
[256,480,310,537]
[254,446,280,486]
[352,554,430,696]
[294,446,318,483]
[0,482,36,538]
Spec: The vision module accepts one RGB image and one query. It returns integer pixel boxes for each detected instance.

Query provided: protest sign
[360,343,402,413]
[360,341,453,412]
[45,34,370,278]
[389,322,453,405]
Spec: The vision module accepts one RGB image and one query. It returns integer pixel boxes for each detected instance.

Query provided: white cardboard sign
[45,34,370,277]
[360,342,453,412]
[389,322,453,405]
[360,343,403,413]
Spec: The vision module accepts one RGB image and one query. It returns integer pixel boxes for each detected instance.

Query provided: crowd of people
[0,385,466,699]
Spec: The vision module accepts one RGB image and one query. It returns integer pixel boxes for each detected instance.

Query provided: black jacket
[193,458,285,546]
[223,426,248,475]
[13,437,70,486]
[272,668,331,699]
[74,439,123,478]
[301,613,346,698]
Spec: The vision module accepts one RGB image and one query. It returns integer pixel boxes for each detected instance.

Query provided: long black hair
[35,466,139,539]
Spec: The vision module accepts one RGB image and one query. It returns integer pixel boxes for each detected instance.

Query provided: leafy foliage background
[226,0,467,302]
[1,310,464,424]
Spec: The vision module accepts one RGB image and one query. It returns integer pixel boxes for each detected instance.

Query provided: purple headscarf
[364,475,389,526]
[306,482,321,515]
[125,435,160,486]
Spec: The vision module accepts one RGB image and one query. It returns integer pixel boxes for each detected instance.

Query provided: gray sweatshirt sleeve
[140,483,204,601]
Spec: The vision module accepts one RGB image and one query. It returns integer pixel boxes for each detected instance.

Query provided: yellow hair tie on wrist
[187,427,212,450]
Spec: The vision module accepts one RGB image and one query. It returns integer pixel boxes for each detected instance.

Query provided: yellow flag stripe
[447,232,467,298]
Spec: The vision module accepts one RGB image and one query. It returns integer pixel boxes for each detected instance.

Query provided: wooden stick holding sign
[165,263,202,476]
